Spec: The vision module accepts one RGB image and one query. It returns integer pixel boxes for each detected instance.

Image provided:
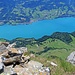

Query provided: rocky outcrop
[67,51,75,65]
[0,43,50,75]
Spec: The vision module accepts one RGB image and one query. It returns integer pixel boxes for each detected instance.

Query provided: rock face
[67,51,75,64]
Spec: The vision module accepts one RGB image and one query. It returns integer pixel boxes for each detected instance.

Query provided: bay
[0,17,75,40]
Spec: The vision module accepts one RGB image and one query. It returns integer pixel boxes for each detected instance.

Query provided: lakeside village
[0,42,51,75]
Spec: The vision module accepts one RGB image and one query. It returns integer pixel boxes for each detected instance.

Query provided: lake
[0,17,75,40]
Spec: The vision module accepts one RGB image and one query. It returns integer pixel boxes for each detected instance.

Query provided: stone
[8,48,19,54]
[50,62,57,66]
[28,60,43,68]
[0,44,6,51]
[0,62,4,74]
[7,43,16,49]
[22,56,30,61]
[30,53,35,58]
[0,44,7,54]
[17,47,28,54]
[4,66,17,75]
[0,56,2,62]
[67,51,75,64]
[2,55,21,65]
[10,73,17,75]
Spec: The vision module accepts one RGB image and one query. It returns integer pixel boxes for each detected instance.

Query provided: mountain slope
[0,31,75,75]
[0,0,75,25]
[7,32,75,54]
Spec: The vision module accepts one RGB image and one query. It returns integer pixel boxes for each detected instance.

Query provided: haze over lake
[0,17,75,40]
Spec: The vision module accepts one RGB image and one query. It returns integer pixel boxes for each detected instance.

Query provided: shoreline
[0,16,75,26]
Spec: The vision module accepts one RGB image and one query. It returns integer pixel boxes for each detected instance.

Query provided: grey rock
[0,44,7,52]
[4,66,17,75]
[67,51,75,64]
[17,47,28,54]
[28,60,43,68]
[0,62,4,74]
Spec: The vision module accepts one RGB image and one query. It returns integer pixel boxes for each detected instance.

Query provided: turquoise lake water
[0,17,75,40]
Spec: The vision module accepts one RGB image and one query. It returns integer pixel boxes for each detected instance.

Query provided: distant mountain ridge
[0,0,75,25]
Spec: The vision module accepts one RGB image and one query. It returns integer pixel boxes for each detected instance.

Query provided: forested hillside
[0,0,75,25]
